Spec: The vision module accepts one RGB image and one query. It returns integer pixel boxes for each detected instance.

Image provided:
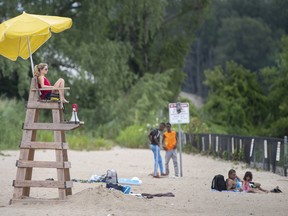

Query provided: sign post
[169,102,190,177]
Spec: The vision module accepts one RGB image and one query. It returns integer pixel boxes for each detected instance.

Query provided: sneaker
[153,175,160,178]
[271,186,282,193]
[161,173,168,176]
[275,186,282,193]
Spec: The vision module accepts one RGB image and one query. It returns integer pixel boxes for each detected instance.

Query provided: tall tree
[183,0,286,98]
[215,16,276,71]
[0,0,211,132]
[58,0,211,128]
[203,61,267,134]
[260,36,288,137]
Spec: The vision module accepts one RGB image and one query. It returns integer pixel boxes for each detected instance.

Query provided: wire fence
[183,133,288,176]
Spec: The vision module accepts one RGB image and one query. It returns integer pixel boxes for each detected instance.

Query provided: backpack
[106,169,118,184]
[105,169,131,194]
[211,174,227,191]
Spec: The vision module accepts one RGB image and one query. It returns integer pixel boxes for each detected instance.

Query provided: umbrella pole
[27,36,34,77]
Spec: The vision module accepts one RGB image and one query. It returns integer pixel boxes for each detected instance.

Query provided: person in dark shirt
[148,122,167,178]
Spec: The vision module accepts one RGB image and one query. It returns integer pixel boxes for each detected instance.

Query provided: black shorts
[44,92,59,100]
[44,92,52,99]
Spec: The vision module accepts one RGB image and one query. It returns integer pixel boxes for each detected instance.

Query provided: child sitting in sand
[242,171,269,193]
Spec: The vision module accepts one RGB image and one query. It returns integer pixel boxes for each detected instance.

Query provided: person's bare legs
[259,187,269,193]
[52,78,69,103]
[254,182,269,193]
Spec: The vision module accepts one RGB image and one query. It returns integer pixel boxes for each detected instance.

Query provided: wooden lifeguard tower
[10,77,83,203]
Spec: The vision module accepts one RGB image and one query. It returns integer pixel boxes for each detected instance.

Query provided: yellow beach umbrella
[0,12,72,75]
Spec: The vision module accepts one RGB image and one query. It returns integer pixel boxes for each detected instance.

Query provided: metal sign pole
[284,136,287,176]
[169,102,189,178]
[178,123,183,177]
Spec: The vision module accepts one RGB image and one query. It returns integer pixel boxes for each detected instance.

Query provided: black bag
[106,182,123,191]
[211,174,227,191]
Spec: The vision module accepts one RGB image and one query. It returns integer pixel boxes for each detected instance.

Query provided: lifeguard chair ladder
[10,77,83,203]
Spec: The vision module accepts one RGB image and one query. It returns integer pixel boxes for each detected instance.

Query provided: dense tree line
[183,0,288,97]
[2,0,288,141]
[0,0,210,139]
[183,0,288,137]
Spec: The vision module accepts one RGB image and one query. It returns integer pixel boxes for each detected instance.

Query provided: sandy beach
[0,147,288,216]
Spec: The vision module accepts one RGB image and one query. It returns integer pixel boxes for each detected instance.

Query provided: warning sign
[169,103,190,124]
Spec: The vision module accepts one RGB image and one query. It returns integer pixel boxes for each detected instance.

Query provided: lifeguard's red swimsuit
[38,77,52,99]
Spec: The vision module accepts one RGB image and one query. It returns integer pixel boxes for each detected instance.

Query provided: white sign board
[169,103,190,124]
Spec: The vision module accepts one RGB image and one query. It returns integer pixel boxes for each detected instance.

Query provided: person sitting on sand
[242,171,269,193]
[226,169,243,191]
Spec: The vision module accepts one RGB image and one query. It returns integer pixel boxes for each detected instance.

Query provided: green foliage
[9,0,288,149]
[35,131,54,142]
[68,134,114,151]
[0,97,114,150]
[0,0,211,142]
[183,0,287,98]
[205,122,228,134]
[184,117,209,134]
[103,69,178,138]
[232,149,244,161]
[222,150,228,160]
[116,125,148,148]
[215,16,276,71]
[0,58,30,98]
[183,144,200,154]
[0,98,25,149]
[107,0,211,76]
[203,61,267,135]
[259,36,288,137]
[68,40,135,126]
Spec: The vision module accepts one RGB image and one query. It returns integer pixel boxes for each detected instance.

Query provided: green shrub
[116,125,148,148]
[232,149,245,161]
[222,150,228,160]
[68,133,114,150]
[0,98,25,149]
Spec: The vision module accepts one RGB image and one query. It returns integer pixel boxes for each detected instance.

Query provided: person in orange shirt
[163,122,179,177]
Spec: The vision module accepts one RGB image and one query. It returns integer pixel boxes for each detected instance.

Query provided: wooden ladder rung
[16,160,71,168]
[31,87,70,91]
[13,180,73,188]
[23,123,81,131]
[27,101,62,109]
[10,198,67,205]
[20,141,69,149]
